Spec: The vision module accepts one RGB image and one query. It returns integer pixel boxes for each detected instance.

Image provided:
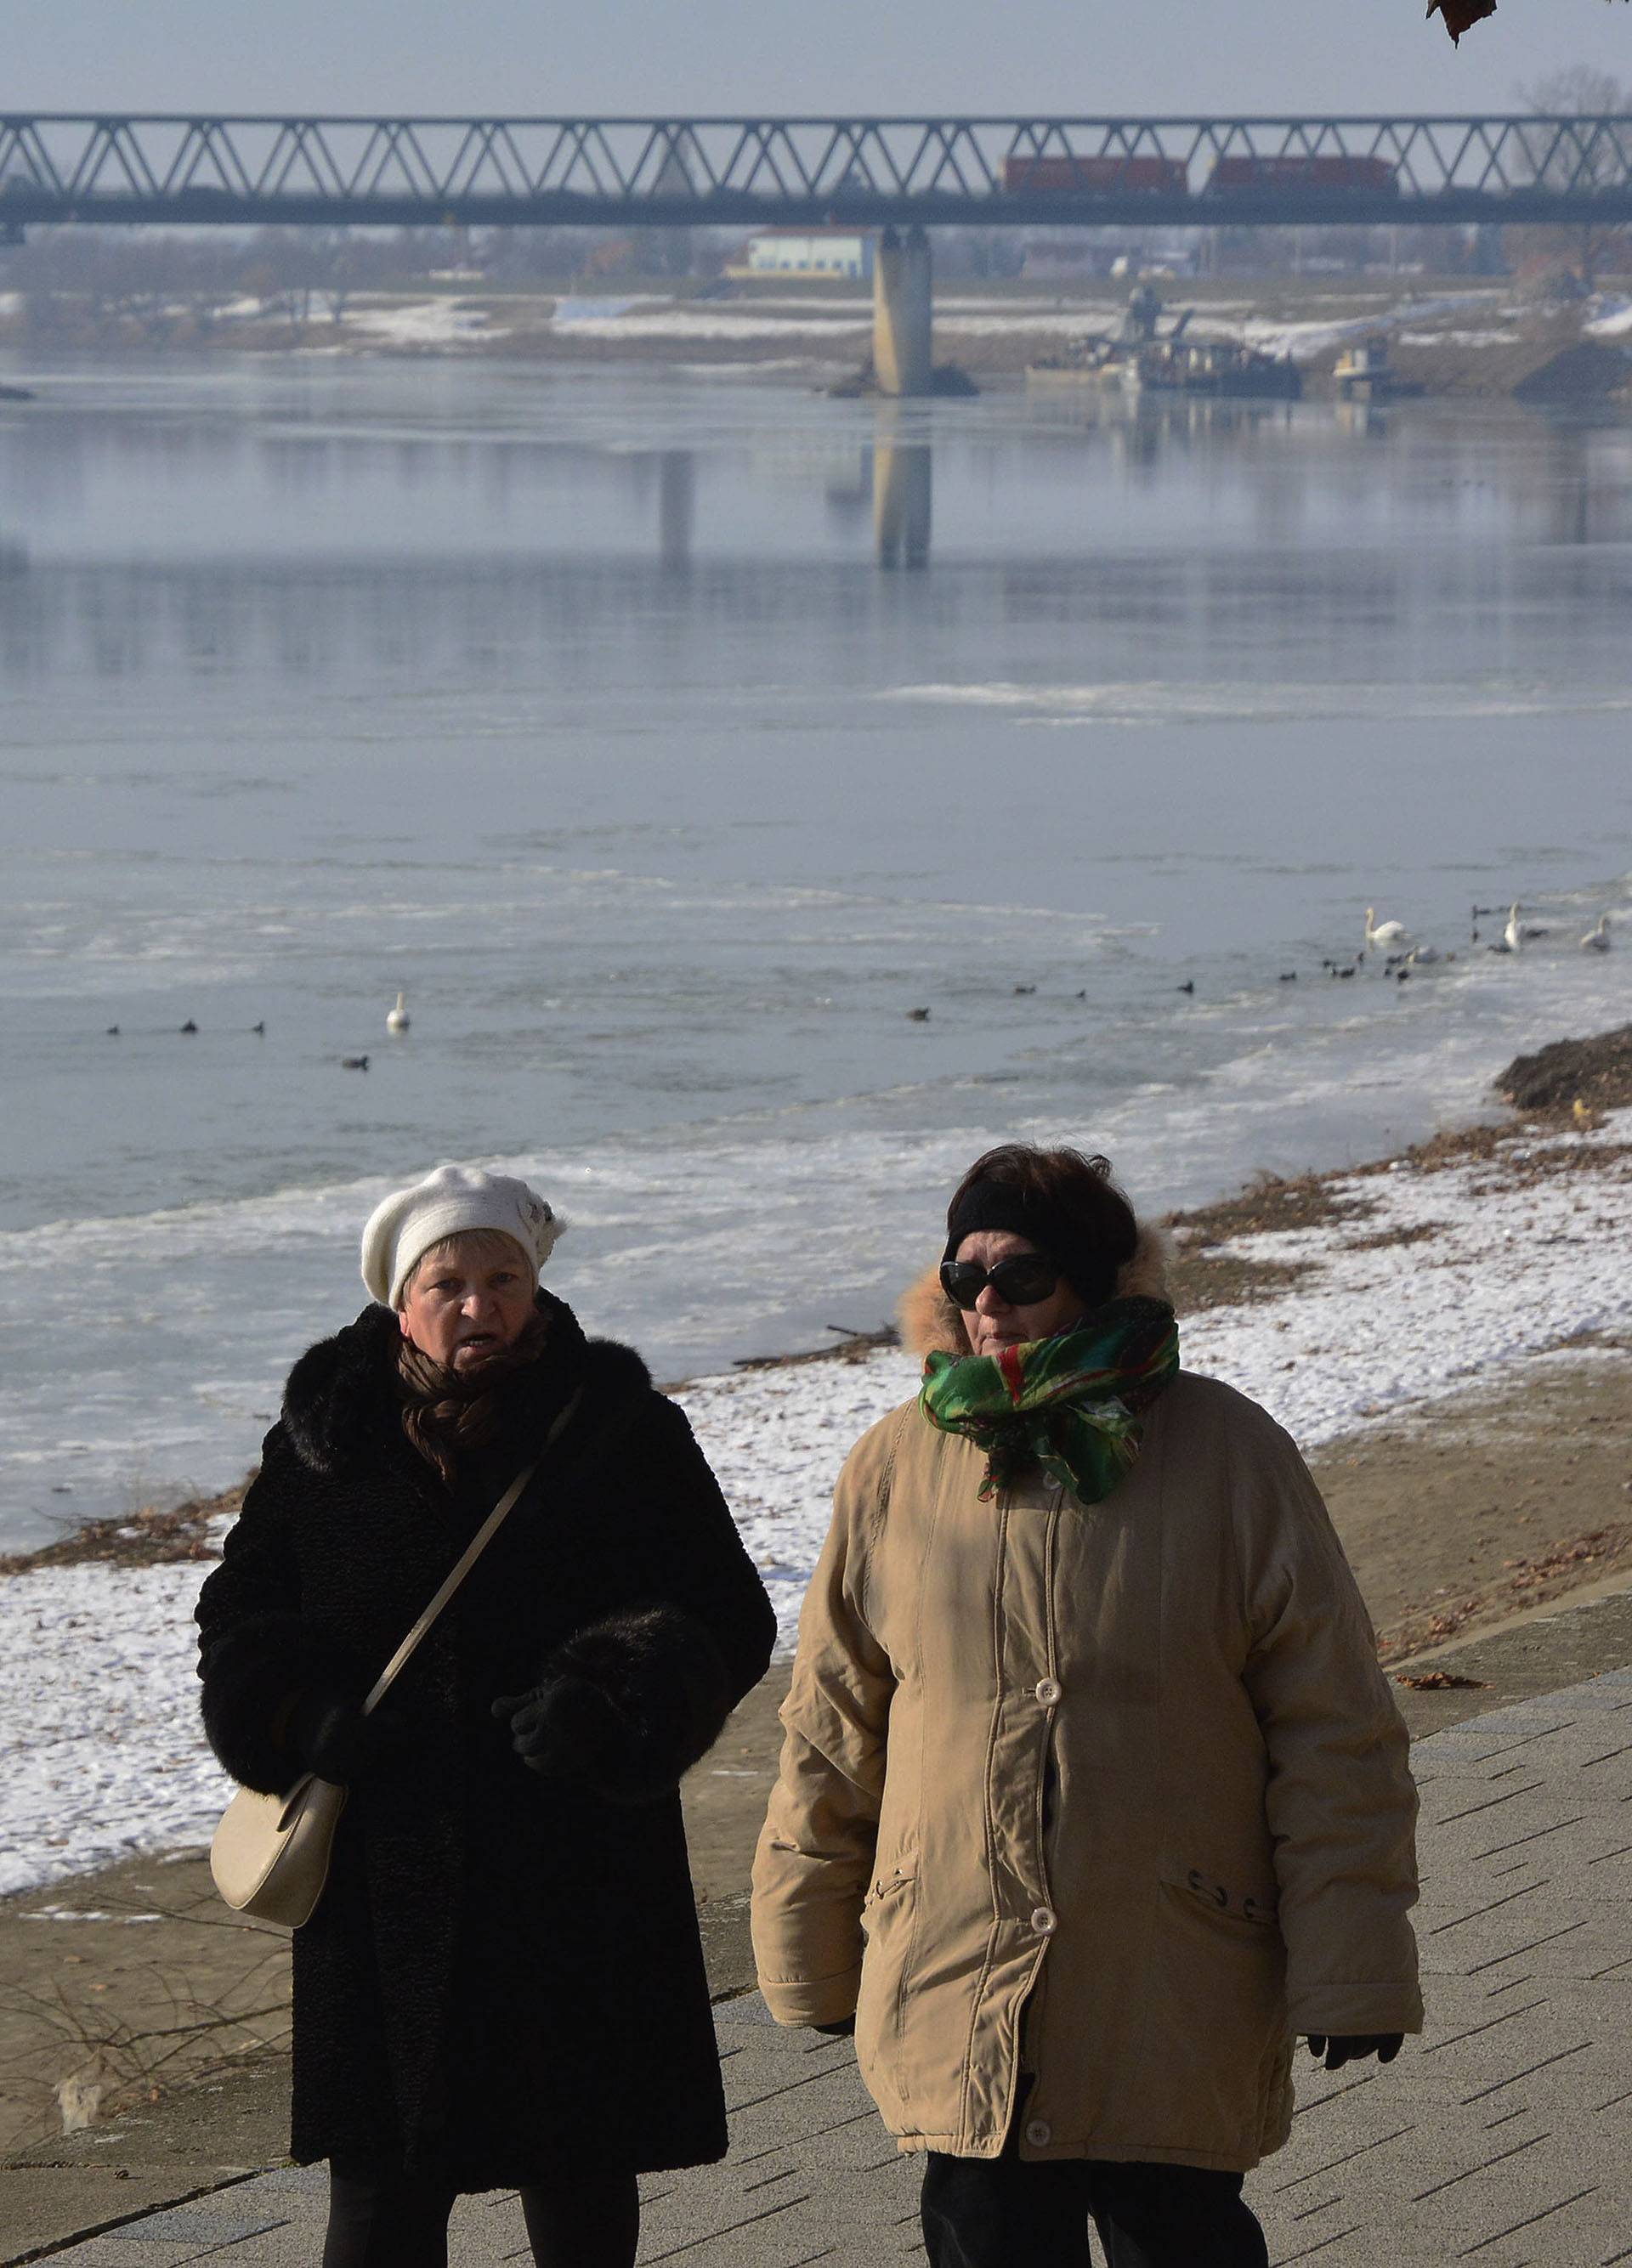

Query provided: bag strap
[361,1386,584,1715]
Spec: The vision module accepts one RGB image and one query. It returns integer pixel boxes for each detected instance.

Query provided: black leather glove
[286,1690,403,1786]
[809,2016,856,2038]
[1306,2033,1403,2073]
[492,1675,623,1779]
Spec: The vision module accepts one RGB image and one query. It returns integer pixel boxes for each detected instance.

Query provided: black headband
[943,1180,1111,1307]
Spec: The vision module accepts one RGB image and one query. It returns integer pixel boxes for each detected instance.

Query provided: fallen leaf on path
[1427,0,1497,39]
[1393,1671,1490,1689]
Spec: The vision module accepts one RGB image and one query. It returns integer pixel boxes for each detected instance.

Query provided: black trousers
[322,2158,640,2268]
[921,2148,1269,2268]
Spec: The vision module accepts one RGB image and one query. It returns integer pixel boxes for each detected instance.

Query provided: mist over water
[3,354,1629,1545]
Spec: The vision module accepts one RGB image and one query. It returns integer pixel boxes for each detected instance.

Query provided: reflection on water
[4,530,1631,696]
[658,448,694,574]
[4,359,1632,1536]
[872,410,932,572]
[3,363,1631,741]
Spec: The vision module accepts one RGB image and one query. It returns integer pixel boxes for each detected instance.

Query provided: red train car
[1001,154,1188,195]
[1205,155,1399,197]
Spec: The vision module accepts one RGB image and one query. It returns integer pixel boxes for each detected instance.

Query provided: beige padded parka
[751,1231,1423,2173]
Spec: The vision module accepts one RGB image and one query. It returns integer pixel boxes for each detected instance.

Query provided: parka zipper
[1036,1482,1065,1907]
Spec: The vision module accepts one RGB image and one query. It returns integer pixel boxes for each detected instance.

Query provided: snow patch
[339,297,507,350]
[1585,297,1632,342]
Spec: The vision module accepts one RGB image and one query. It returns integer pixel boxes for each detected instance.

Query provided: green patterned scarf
[919,1297,1181,1505]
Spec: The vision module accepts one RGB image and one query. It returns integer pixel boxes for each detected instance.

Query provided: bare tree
[1511,66,1632,290]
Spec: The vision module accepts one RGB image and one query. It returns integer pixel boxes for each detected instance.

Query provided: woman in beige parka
[751,1143,1422,2268]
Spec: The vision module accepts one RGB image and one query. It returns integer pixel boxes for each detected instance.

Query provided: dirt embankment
[1496,1021,1632,1111]
[1164,1021,1632,1665]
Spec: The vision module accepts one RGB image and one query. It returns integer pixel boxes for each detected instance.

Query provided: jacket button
[1031,1906,1057,1934]
[1025,2118,1052,2147]
[1035,1677,1062,1706]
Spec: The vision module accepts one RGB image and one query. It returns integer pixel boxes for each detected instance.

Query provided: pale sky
[6,0,1631,120]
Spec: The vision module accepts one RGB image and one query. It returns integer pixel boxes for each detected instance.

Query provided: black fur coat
[195,1296,776,2186]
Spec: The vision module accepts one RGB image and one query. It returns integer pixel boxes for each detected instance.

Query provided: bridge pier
[873,224,932,398]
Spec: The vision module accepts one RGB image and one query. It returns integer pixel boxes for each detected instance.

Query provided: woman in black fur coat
[195,1164,776,2268]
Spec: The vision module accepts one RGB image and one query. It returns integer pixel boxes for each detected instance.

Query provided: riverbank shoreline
[3,274,1629,402]
[5,1024,1629,1600]
[3,1024,1629,2163]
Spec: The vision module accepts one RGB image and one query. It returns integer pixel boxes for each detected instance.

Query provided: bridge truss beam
[2,115,1630,228]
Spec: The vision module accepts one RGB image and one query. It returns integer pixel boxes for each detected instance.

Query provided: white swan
[1364,906,1410,949]
[386,991,411,1032]
[1504,905,1523,953]
[1580,914,1612,953]
[1404,944,1444,970]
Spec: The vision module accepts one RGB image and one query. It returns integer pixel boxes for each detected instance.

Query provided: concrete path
[24,1668,1632,2267]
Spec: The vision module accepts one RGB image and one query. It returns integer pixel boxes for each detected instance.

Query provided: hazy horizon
[8,0,1631,121]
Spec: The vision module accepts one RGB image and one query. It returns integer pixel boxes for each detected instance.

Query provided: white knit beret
[360,1164,564,1309]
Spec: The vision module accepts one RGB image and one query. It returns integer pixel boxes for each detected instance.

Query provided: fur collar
[280,1297,650,1475]
[897,1219,1176,1359]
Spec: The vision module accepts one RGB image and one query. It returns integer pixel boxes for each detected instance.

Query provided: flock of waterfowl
[94,896,1621,1055]
[101,990,414,1066]
[898,898,1615,1019]
[1225,900,1613,997]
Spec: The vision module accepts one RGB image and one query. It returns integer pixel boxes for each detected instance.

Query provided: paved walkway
[30,1669,1632,2267]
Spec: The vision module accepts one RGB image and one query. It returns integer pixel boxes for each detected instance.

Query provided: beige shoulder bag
[210,1391,581,1928]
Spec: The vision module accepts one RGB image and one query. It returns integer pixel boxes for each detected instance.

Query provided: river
[2,351,1629,1545]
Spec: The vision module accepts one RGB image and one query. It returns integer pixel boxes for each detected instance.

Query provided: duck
[1580,914,1612,953]
[1504,904,1523,953]
[906,1007,931,1022]
[1364,907,1410,950]
[179,1019,199,1035]
[341,1054,370,1072]
[386,991,411,1033]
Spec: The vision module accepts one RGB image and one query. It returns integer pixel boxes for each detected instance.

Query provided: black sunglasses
[940,1254,1061,1310]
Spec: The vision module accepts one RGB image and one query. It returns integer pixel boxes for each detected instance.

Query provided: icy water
[3,353,1630,1545]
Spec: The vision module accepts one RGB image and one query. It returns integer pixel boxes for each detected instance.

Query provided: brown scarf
[397,1307,552,1486]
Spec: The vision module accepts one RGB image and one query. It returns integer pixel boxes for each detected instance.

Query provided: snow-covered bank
[11,280,1613,390]
[4,1108,1631,1898]
[689,1110,1632,1644]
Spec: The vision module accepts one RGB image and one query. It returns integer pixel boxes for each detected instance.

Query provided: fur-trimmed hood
[897,1219,1176,1359]
[280,1294,651,1477]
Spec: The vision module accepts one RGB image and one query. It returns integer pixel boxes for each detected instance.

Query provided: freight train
[1204,155,1399,198]
[1000,156,1188,195]
[1000,152,1399,199]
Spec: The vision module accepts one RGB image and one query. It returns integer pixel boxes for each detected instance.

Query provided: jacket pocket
[859,1859,918,1931]
[855,1858,921,2120]
[1139,1870,1289,2166]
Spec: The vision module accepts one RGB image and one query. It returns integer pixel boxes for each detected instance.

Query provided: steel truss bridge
[1,114,1629,230]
